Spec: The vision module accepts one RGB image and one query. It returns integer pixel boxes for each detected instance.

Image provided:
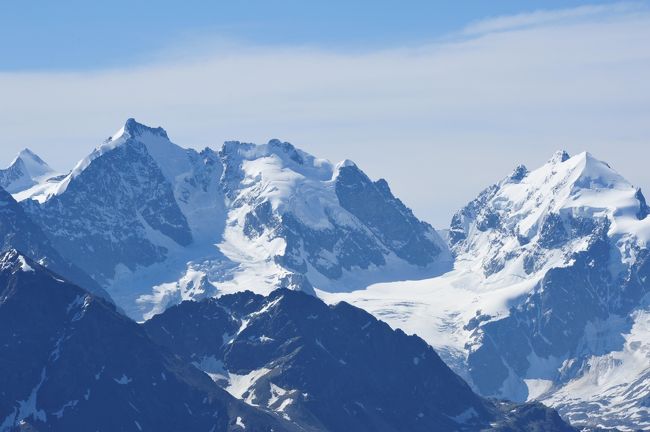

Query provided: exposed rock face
[0,187,109,300]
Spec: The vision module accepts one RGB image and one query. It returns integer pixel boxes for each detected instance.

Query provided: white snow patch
[268,383,288,407]
[1,368,48,428]
[452,407,478,424]
[114,374,132,385]
[193,356,229,384]
[17,256,34,272]
[541,308,650,430]
[53,400,78,419]
[226,368,271,406]
[524,379,554,400]
[277,398,293,413]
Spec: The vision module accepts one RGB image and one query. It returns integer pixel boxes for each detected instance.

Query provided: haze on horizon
[1,0,649,227]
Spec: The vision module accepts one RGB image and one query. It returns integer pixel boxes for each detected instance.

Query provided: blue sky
[0,0,621,71]
[1,1,649,226]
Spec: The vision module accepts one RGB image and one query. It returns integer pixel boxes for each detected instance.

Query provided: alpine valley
[1,118,648,431]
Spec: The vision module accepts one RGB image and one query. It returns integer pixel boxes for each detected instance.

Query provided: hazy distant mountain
[0,148,57,194]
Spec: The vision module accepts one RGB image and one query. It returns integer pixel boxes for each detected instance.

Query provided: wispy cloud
[1,3,649,227]
[461,2,646,35]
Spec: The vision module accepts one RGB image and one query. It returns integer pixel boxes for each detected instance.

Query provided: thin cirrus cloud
[1,3,649,227]
[459,2,642,35]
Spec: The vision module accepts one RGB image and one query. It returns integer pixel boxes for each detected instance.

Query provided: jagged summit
[54,118,180,197]
[108,117,169,142]
[0,148,56,194]
[548,149,571,164]
[0,248,35,274]
[124,117,168,137]
[336,159,357,169]
[509,164,528,181]
[8,147,51,169]
[13,147,49,167]
[220,138,335,182]
[451,150,648,251]
[538,151,622,190]
[505,151,628,190]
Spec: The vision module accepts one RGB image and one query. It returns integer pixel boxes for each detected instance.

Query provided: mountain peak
[0,248,21,264]
[336,159,357,169]
[219,139,334,182]
[509,164,528,181]
[221,139,305,164]
[9,148,53,175]
[563,150,630,193]
[17,147,41,160]
[451,149,650,259]
[124,118,168,139]
[548,150,571,164]
[1,148,55,194]
[0,249,36,274]
[108,118,169,143]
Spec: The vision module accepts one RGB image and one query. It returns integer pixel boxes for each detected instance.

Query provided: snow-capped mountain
[323,151,650,430]
[6,119,647,429]
[144,288,574,432]
[0,148,58,196]
[20,119,450,319]
[0,250,292,432]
